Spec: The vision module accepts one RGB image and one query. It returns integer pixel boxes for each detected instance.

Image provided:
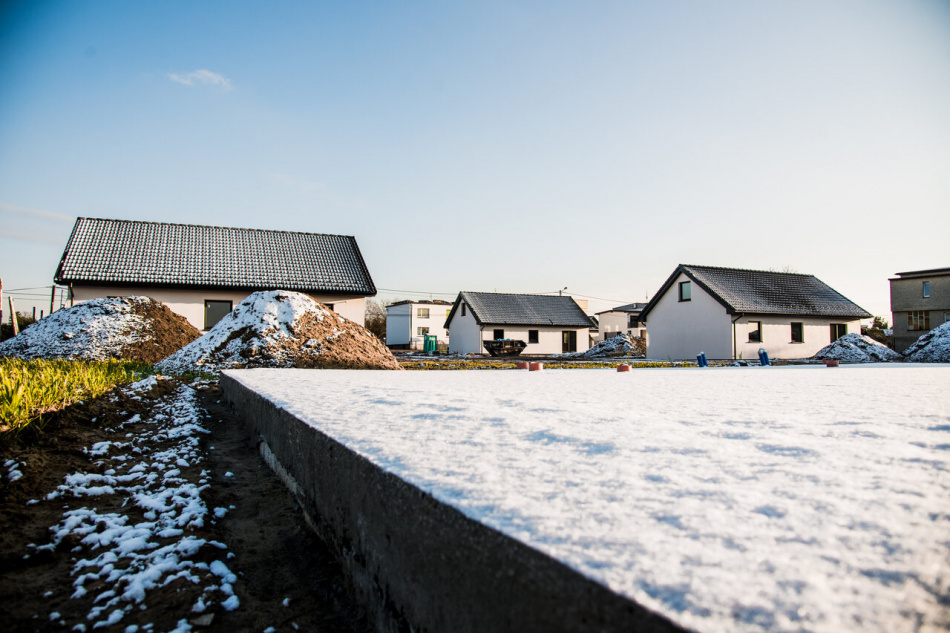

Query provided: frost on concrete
[227,365,950,633]
[156,290,399,374]
[811,333,902,363]
[903,321,950,362]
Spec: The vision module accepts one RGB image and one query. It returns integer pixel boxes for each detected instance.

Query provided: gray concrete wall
[221,372,685,633]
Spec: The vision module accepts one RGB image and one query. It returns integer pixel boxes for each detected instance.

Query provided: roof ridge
[682,264,815,278]
[76,217,356,240]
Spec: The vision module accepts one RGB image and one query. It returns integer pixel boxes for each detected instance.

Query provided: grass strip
[0,358,153,442]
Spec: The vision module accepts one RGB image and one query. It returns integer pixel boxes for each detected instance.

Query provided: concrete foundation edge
[220,372,686,633]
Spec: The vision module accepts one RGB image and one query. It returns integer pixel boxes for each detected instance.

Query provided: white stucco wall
[448,305,590,356]
[447,301,484,354]
[644,274,864,360]
[69,286,367,330]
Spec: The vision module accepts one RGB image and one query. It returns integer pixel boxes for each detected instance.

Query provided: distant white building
[386,300,452,350]
[639,264,871,360]
[595,303,646,342]
[444,292,593,355]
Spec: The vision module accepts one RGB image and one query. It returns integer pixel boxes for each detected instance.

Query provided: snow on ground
[903,322,950,362]
[227,365,950,633]
[0,298,150,360]
[30,376,239,630]
[811,333,903,363]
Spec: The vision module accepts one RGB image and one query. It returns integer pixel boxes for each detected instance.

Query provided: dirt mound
[562,333,646,359]
[902,322,950,362]
[155,290,401,374]
[0,297,200,363]
[812,333,902,363]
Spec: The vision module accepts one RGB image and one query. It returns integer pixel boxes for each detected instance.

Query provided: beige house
[55,217,377,330]
[639,265,871,360]
[445,292,593,355]
[890,267,950,352]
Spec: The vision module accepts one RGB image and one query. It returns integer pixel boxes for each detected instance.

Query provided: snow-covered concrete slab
[223,365,950,633]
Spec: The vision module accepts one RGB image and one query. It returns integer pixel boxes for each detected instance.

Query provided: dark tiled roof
[387,299,453,307]
[596,302,646,315]
[892,267,950,279]
[54,218,376,295]
[446,292,594,328]
[639,265,871,321]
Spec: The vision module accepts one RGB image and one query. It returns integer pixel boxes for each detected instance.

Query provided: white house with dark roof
[444,292,593,355]
[54,218,377,330]
[639,265,871,360]
[596,302,647,342]
[385,299,453,349]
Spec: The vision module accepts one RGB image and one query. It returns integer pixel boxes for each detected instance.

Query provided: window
[830,323,847,342]
[628,315,638,328]
[639,329,646,339]
[204,300,232,330]
[528,329,539,344]
[562,330,577,353]
[493,329,504,340]
[461,303,467,316]
[908,311,930,331]
[324,303,334,312]
[417,326,429,336]
[790,322,804,343]
[748,321,762,343]
[923,281,931,298]
[417,308,430,318]
[678,281,691,302]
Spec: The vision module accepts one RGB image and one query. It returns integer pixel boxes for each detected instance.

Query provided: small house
[638,265,871,360]
[889,267,950,352]
[385,300,453,350]
[595,303,647,342]
[444,292,593,355]
[54,217,377,330]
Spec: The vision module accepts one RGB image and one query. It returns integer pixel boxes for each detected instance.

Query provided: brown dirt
[121,298,202,363]
[0,380,371,633]
[286,309,401,370]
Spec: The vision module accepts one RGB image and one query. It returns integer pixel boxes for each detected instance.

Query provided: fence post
[50,285,56,314]
[9,297,18,336]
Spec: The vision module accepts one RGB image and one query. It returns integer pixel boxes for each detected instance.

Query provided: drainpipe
[732,313,744,360]
[69,283,74,307]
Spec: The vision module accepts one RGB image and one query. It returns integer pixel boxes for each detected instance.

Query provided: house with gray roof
[54,217,376,330]
[595,302,647,342]
[638,265,871,360]
[889,267,950,353]
[444,292,594,355]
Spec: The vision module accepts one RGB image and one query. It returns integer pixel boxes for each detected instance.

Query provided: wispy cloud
[167,69,233,91]
[0,202,73,222]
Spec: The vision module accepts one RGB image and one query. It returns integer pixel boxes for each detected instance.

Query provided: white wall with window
[385,300,451,349]
[70,285,366,331]
[447,317,590,355]
[596,310,646,342]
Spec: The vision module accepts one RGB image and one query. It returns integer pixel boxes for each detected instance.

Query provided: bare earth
[0,380,371,633]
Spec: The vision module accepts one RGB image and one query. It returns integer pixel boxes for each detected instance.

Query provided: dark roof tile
[447,292,593,328]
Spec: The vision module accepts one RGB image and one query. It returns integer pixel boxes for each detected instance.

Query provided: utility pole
[0,278,3,331]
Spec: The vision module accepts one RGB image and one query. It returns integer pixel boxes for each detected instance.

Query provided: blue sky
[2,0,948,318]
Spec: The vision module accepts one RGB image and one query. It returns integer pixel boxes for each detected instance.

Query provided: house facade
[444,292,593,356]
[639,265,870,360]
[890,267,950,353]
[55,218,377,330]
[596,303,646,342]
[385,300,452,349]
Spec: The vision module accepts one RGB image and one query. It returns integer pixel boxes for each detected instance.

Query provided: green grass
[0,358,154,442]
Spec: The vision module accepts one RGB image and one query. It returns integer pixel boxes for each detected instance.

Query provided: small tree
[364,299,387,341]
[862,316,892,348]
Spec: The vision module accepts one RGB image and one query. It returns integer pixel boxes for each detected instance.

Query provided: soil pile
[0,297,200,363]
[562,333,646,359]
[902,322,950,362]
[812,333,903,363]
[156,290,401,374]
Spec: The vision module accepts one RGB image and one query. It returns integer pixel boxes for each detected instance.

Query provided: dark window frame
[678,281,691,302]
[461,303,467,316]
[493,329,504,340]
[628,315,638,328]
[561,330,577,353]
[923,281,931,298]
[830,323,847,342]
[748,321,762,343]
[417,326,429,336]
[908,311,930,331]
[790,322,804,343]
[528,329,539,344]
[204,299,233,330]
[417,308,430,318]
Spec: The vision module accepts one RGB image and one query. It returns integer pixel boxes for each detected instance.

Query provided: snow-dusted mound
[0,297,200,363]
[812,333,902,363]
[561,333,645,359]
[156,290,400,374]
[902,321,950,362]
